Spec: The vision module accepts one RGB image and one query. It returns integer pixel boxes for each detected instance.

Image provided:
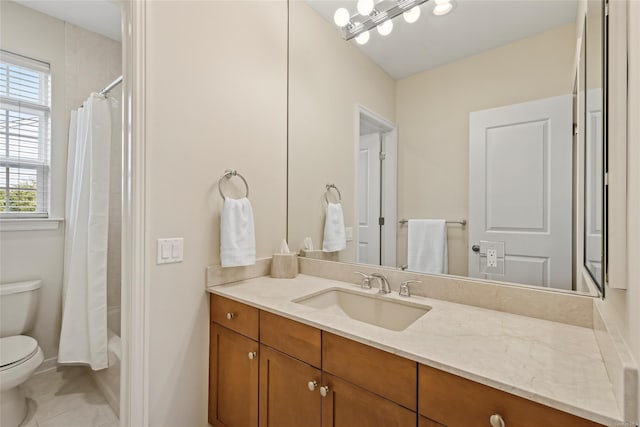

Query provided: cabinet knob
[489,414,505,427]
[307,381,318,391]
[248,351,257,360]
[226,312,235,320]
[319,386,330,397]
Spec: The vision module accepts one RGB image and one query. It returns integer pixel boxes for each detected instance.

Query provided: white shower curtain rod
[99,75,123,95]
[77,76,123,109]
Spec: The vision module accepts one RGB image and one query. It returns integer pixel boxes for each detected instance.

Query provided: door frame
[120,1,149,426]
[354,105,397,268]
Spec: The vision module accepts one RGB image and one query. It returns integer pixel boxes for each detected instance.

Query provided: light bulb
[433,1,453,16]
[333,8,350,27]
[403,5,421,23]
[377,19,393,36]
[357,0,374,16]
[355,30,370,45]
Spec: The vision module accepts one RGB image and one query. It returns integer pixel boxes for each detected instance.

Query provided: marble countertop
[207,274,622,426]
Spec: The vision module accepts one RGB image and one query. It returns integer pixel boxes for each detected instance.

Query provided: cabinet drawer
[210,294,259,340]
[322,332,417,410]
[260,311,321,367]
[419,365,604,427]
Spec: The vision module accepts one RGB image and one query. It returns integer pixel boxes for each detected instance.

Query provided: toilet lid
[0,335,38,367]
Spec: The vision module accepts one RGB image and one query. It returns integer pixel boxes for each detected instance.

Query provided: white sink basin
[293,288,430,331]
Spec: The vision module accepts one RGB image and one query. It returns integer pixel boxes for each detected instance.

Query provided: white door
[357,133,381,265]
[585,89,603,280]
[469,95,572,289]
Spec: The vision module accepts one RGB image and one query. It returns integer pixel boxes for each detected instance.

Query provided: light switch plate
[157,238,184,264]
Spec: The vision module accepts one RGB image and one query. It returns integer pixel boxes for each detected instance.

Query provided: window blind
[0,50,51,216]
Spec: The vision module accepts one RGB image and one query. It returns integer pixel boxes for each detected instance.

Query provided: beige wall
[396,23,576,276]
[144,1,287,425]
[0,2,121,363]
[288,0,396,261]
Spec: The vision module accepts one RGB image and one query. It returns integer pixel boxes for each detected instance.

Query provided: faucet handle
[354,272,373,289]
[399,280,422,297]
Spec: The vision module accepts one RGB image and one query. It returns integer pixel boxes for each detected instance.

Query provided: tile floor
[20,366,118,427]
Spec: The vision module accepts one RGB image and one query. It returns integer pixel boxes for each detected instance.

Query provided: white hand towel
[220,197,256,267]
[407,219,448,274]
[322,202,347,252]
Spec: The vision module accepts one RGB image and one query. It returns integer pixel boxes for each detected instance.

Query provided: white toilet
[0,280,44,427]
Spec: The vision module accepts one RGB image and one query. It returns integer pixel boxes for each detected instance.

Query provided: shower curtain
[58,93,112,370]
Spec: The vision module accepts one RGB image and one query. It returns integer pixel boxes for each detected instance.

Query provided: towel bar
[399,219,466,226]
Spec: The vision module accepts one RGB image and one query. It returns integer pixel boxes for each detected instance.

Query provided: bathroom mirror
[288,0,606,294]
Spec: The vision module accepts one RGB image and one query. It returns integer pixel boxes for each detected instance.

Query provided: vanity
[206,272,623,427]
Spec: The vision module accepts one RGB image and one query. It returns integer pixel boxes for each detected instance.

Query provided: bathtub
[92,306,121,417]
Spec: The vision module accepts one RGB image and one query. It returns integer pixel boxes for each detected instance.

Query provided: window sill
[0,218,64,232]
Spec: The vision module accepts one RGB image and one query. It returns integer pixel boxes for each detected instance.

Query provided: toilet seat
[0,336,39,372]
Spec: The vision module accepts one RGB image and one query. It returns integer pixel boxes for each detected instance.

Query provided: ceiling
[307,0,578,80]
[13,0,121,41]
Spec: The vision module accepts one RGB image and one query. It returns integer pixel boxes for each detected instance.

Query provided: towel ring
[324,184,342,203]
[218,170,249,200]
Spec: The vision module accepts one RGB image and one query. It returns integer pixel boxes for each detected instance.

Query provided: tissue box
[271,253,298,279]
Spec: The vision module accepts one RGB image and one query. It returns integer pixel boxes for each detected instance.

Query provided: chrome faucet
[354,272,373,289]
[370,273,391,294]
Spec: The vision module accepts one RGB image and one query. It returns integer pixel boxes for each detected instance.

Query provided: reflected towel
[407,219,448,274]
[322,202,347,252]
[221,197,256,267]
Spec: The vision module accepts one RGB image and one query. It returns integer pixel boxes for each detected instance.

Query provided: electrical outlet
[487,248,497,268]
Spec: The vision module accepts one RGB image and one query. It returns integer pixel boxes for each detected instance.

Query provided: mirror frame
[583,0,608,294]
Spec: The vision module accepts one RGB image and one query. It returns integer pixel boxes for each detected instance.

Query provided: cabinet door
[209,323,259,427]
[321,373,416,427]
[259,345,321,427]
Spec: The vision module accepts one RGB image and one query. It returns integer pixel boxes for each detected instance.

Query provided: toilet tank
[0,280,42,337]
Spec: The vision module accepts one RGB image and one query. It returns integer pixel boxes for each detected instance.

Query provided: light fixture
[355,30,370,45]
[333,8,350,27]
[357,0,375,16]
[377,19,393,36]
[334,0,441,43]
[403,5,421,23]
[433,0,453,16]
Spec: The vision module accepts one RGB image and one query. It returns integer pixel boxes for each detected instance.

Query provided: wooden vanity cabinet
[209,294,604,427]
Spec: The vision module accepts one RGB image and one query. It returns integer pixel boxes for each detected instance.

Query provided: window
[0,50,51,217]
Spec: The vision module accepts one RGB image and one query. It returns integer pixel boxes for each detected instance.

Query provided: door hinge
[605,1,609,16]
[573,123,578,135]
[378,217,385,226]
[379,152,386,160]
[604,172,609,186]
